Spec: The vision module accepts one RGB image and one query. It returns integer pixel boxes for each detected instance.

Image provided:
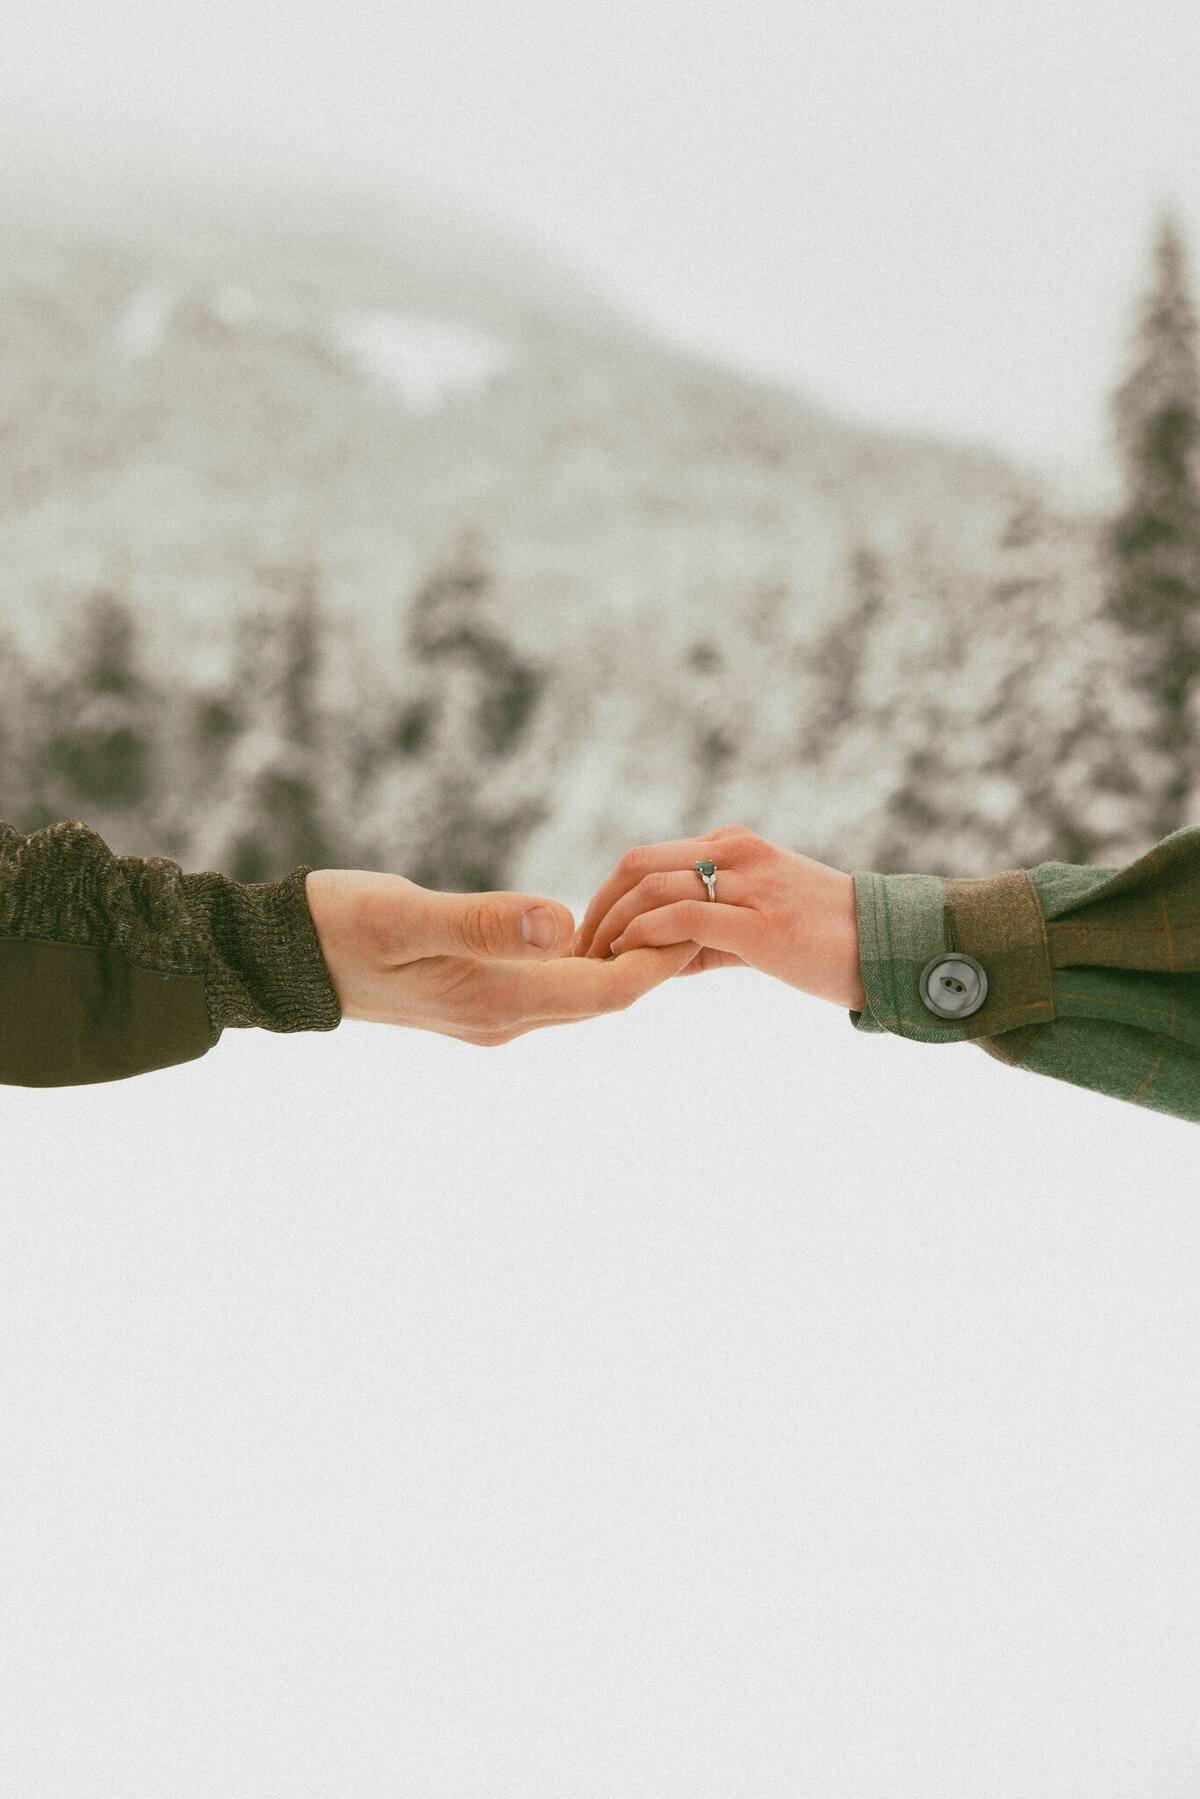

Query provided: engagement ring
[695,860,717,900]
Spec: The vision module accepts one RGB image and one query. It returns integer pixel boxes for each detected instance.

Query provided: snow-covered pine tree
[24,589,160,856]
[800,496,1161,880]
[1105,213,1200,841]
[795,545,887,765]
[0,627,33,828]
[178,565,349,881]
[874,497,1162,875]
[358,535,550,892]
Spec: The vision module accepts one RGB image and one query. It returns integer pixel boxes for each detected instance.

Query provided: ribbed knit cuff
[183,864,342,1041]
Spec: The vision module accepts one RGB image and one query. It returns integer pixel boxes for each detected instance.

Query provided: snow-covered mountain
[0,177,1157,891]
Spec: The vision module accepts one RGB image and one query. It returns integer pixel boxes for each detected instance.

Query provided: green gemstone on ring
[696,861,716,878]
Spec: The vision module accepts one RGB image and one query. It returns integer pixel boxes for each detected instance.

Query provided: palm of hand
[304,867,700,1044]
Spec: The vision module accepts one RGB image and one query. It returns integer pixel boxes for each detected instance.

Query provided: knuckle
[601,981,635,1015]
[619,844,649,877]
[644,870,675,902]
[724,827,762,863]
[462,901,508,958]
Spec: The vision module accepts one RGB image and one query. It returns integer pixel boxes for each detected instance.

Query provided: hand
[304,869,700,1045]
[572,824,867,1012]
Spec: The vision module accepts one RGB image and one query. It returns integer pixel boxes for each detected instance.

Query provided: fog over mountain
[0,176,1160,892]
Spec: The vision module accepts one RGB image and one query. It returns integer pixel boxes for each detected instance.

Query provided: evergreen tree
[874,500,1160,875]
[179,566,346,881]
[1105,213,1200,840]
[796,545,887,764]
[0,628,33,828]
[792,498,1160,879]
[226,569,336,883]
[359,535,549,891]
[25,589,159,852]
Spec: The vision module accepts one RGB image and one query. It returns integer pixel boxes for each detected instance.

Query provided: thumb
[427,890,577,959]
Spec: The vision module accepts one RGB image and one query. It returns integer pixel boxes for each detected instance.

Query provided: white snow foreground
[0,966,1197,1796]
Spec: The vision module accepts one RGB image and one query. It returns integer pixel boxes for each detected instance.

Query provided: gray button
[918,953,988,1019]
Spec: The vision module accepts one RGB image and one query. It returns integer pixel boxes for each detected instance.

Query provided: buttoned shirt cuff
[849,867,1056,1044]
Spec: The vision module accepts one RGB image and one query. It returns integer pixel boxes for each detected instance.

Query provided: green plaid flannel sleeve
[850,823,1200,1124]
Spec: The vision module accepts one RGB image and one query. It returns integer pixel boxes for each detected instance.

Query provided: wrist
[833,887,866,1011]
[823,869,865,1011]
[842,954,867,1013]
[779,865,865,1010]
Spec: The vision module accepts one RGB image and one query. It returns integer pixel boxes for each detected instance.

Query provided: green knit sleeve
[0,819,341,1087]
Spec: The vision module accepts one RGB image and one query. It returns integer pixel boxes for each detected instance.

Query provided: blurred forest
[1,211,1198,893]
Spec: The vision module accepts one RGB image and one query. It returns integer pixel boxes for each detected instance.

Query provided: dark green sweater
[0,819,340,1087]
[3,816,1200,1123]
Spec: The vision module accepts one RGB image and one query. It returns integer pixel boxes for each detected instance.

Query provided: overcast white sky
[6,0,1199,502]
